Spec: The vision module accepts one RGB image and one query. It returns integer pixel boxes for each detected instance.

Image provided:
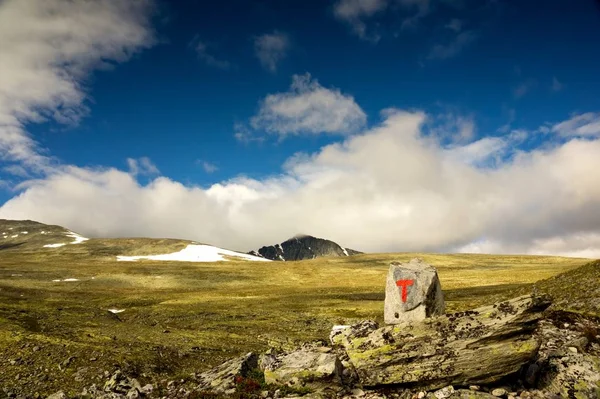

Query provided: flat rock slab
[338,295,551,390]
[196,352,258,394]
[384,258,445,324]
[264,348,343,389]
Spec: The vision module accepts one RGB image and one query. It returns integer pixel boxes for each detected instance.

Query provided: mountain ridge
[249,234,362,261]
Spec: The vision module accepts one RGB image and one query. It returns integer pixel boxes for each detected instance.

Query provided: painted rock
[384,258,445,324]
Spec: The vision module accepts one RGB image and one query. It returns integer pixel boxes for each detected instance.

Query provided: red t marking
[396,279,414,303]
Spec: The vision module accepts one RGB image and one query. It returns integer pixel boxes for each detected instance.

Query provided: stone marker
[384,258,445,324]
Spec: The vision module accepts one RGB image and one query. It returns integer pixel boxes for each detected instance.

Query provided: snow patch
[332,325,351,333]
[342,247,349,256]
[116,244,272,263]
[66,231,88,244]
[21,231,28,234]
[44,243,66,248]
[52,278,80,282]
[10,234,18,238]
[108,309,125,314]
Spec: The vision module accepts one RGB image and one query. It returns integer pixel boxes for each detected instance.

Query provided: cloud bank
[3,110,600,258]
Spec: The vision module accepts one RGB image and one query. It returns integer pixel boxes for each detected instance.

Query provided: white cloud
[127,157,159,176]
[427,31,477,60]
[192,38,231,70]
[3,110,600,259]
[444,137,508,167]
[513,79,535,99]
[247,73,367,137]
[445,18,462,32]
[198,160,218,174]
[552,76,564,92]
[552,112,600,137]
[253,31,289,72]
[0,0,155,173]
[426,113,475,143]
[333,0,388,40]
[399,0,431,30]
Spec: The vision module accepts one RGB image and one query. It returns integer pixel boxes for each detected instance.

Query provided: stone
[384,258,445,324]
[490,388,506,397]
[331,320,379,347]
[537,350,600,398]
[338,295,550,390]
[46,392,67,399]
[524,363,539,387]
[263,347,343,389]
[434,386,454,398]
[259,348,279,371]
[330,325,351,345]
[140,384,153,394]
[449,390,497,399]
[469,386,480,391]
[195,352,258,394]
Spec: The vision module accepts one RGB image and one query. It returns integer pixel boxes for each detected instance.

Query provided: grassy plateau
[0,220,594,396]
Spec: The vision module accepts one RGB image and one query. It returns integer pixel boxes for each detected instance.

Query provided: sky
[1,0,600,257]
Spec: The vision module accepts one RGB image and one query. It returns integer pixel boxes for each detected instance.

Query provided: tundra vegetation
[0,220,595,397]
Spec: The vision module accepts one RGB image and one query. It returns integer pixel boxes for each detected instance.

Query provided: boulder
[195,352,258,394]
[330,325,351,345]
[331,320,379,347]
[263,347,343,389]
[338,295,550,390]
[384,258,445,324]
[530,317,600,398]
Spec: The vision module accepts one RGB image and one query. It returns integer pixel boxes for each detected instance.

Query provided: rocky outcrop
[336,295,550,390]
[41,295,600,398]
[384,258,445,324]
[249,234,362,261]
[195,352,258,395]
[534,317,600,398]
[263,345,343,389]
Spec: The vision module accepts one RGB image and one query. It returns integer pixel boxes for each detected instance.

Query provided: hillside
[0,231,592,397]
[0,219,268,262]
[520,259,600,317]
[249,234,362,261]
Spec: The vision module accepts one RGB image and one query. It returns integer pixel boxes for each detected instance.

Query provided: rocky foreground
[33,293,600,399]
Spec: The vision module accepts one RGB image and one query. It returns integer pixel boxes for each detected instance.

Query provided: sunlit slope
[0,219,268,262]
[0,246,592,396]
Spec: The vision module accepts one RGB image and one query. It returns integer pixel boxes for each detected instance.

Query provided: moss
[572,380,600,399]
[511,338,538,354]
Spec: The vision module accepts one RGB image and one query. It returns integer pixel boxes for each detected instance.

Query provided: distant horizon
[1,0,600,258]
[0,217,595,260]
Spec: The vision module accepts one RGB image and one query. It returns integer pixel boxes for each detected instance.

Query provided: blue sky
[1,0,600,256]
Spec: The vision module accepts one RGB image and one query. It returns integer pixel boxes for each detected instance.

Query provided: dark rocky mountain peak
[249,234,362,261]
